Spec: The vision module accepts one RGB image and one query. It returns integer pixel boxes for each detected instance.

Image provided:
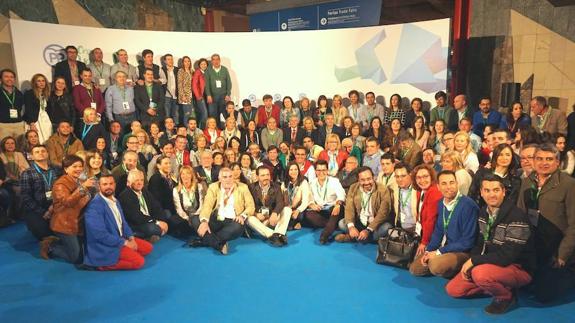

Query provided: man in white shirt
[365,91,384,125]
[388,163,417,232]
[189,168,255,255]
[304,160,346,244]
[159,54,180,124]
[377,153,397,188]
[87,48,112,92]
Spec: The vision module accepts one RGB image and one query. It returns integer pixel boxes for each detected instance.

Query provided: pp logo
[299,93,307,99]
[248,94,256,102]
[281,23,287,30]
[320,18,327,26]
[274,94,282,101]
[43,44,65,66]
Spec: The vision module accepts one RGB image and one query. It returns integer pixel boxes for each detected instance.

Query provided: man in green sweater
[204,53,232,121]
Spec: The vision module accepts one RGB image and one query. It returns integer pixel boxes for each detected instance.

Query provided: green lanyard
[483,214,496,241]
[119,87,126,101]
[400,187,412,209]
[317,180,328,201]
[182,186,195,205]
[361,191,373,211]
[442,197,460,232]
[138,193,149,214]
[2,88,15,107]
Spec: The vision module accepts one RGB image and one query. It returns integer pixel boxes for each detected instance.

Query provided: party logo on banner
[43,44,65,66]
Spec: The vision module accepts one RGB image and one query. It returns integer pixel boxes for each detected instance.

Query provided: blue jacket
[427,195,479,254]
[84,194,134,267]
[472,110,503,138]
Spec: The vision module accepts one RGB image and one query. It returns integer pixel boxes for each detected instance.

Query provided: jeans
[337,218,390,241]
[22,211,53,241]
[208,94,225,121]
[181,104,195,125]
[113,112,136,131]
[164,97,180,124]
[132,222,163,239]
[195,99,208,129]
[50,233,82,264]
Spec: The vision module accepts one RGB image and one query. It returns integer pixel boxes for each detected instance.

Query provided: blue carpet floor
[1,222,573,323]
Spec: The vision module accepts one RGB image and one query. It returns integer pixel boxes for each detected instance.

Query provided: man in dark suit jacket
[567,104,575,150]
[316,113,344,147]
[282,114,305,146]
[194,150,220,185]
[53,45,87,92]
[447,94,477,131]
[118,169,168,240]
[134,68,165,129]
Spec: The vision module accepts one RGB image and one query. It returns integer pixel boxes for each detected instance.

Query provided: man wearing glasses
[517,143,575,303]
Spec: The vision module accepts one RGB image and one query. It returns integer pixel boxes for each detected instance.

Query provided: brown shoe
[147,235,160,244]
[44,235,59,244]
[484,294,517,315]
[39,238,53,260]
[220,242,229,255]
[335,233,352,243]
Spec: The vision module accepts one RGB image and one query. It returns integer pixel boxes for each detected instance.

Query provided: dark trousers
[50,233,82,264]
[163,210,193,236]
[304,206,344,239]
[132,222,163,239]
[534,265,575,303]
[192,214,243,250]
[22,212,53,241]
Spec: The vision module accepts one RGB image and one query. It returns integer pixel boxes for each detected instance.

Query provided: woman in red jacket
[203,117,221,145]
[192,58,208,129]
[317,134,349,176]
[410,164,442,259]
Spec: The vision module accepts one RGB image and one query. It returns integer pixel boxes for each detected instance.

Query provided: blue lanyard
[82,124,93,139]
[33,162,54,189]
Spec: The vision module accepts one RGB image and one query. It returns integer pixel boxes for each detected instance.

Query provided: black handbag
[376,227,419,268]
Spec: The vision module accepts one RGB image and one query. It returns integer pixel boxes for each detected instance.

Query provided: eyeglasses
[535,157,556,162]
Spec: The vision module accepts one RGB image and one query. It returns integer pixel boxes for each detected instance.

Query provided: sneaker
[279,234,288,246]
[220,242,229,255]
[39,238,53,260]
[268,234,284,247]
[335,233,352,243]
[484,294,517,315]
[147,235,161,244]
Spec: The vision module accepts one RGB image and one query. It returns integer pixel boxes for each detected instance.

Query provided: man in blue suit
[83,174,153,270]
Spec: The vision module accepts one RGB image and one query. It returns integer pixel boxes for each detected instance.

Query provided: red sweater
[256,105,281,128]
[317,149,349,170]
[72,84,104,115]
[416,184,443,245]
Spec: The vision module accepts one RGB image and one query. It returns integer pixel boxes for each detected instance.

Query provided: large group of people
[1,45,575,315]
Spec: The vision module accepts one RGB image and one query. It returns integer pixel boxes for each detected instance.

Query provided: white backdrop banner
[10,18,450,106]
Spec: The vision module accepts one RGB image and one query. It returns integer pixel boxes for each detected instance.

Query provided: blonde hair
[326,133,342,150]
[302,116,316,130]
[332,94,343,107]
[134,129,150,145]
[177,165,198,193]
[454,131,473,160]
[441,151,464,170]
[31,73,51,99]
[83,107,96,119]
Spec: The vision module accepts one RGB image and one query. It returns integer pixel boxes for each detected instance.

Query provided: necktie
[291,128,296,141]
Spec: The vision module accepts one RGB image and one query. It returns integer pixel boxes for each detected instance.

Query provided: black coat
[22,90,42,124]
[194,166,220,185]
[282,126,305,146]
[53,60,87,92]
[567,112,575,151]
[316,125,344,147]
[119,188,166,226]
[47,92,76,127]
[75,120,107,150]
[134,83,165,126]
[470,200,535,273]
[239,130,262,151]
[446,106,477,132]
[468,167,522,208]
[148,173,177,214]
[404,109,430,129]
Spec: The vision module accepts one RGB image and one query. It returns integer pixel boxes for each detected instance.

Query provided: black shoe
[187,237,206,248]
[484,294,517,315]
[319,235,329,245]
[279,234,288,246]
[75,264,97,271]
[269,234,284,247]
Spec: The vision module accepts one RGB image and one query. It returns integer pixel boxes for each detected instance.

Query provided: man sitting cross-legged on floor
[84,175,153,270]
[188,167,255,255]
[446,173,534,315]
[247,166,290,247]
[335,166,392,243]
[410,170,479,278]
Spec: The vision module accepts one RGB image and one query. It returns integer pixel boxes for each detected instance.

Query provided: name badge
[9,108,18,119]
[150,102,157,109]
[112,152,118,159]
[215,80,222,88]
[45,191,52,200]
[90,102,97,109]
[441,234,447,247]
[126,79,133,85]
[99,78,106,86]
[261,207,269,217]
[122,101,130,110]
[74,80,80,86]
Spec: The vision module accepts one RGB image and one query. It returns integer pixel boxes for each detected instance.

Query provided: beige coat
[344,182,391,231]
[199,182,255,221]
